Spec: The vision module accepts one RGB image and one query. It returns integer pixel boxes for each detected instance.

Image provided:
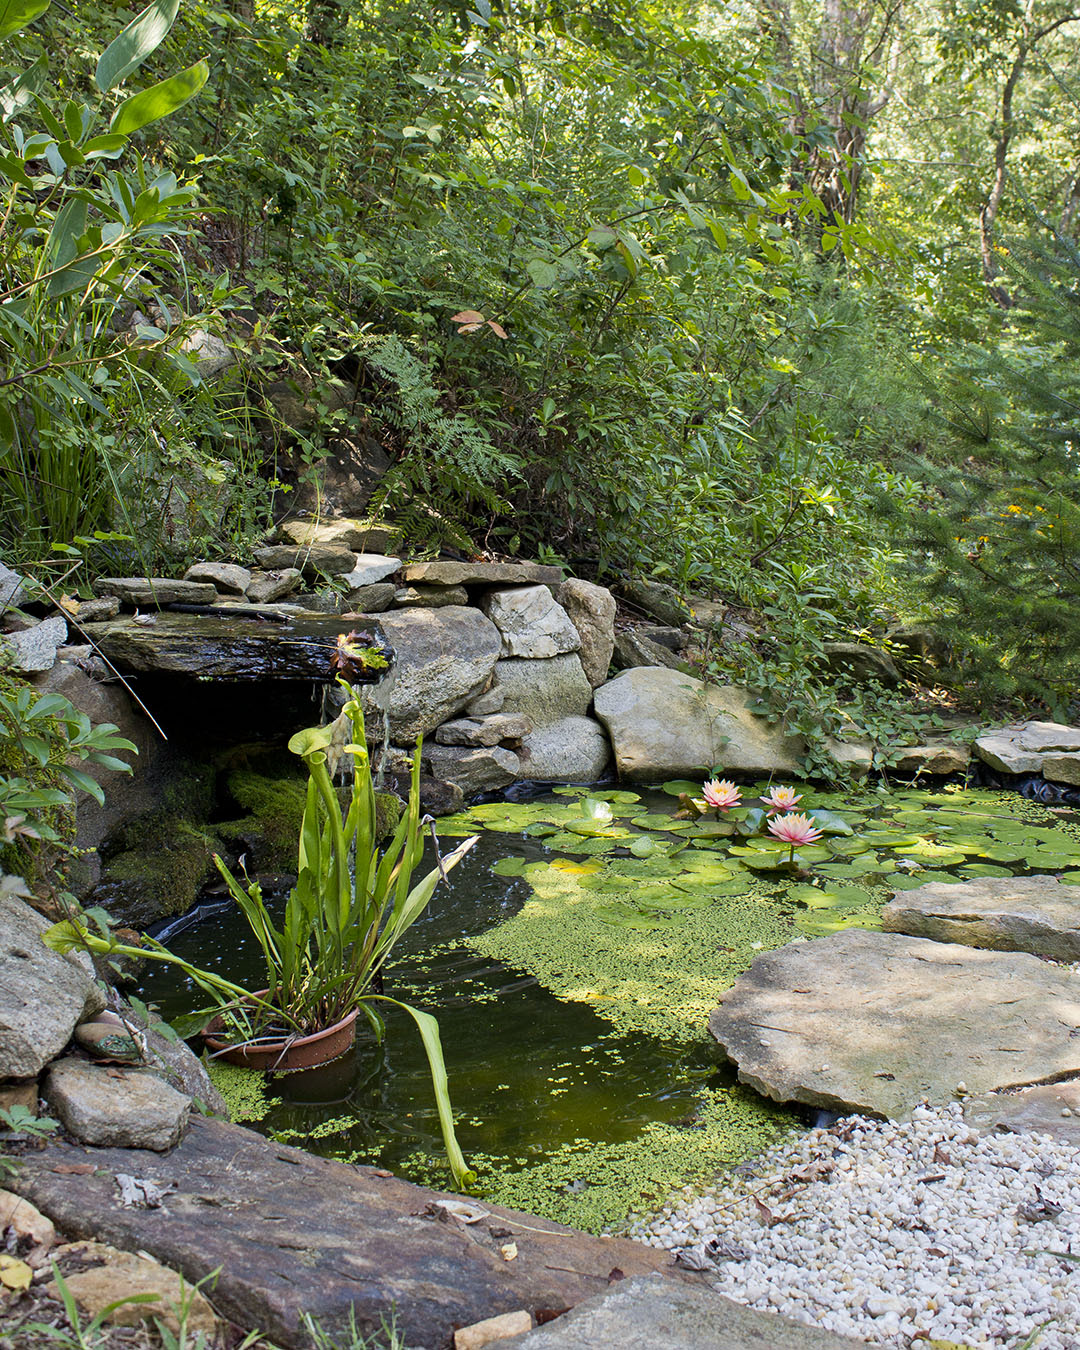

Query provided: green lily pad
[631,813,687,831]
[795,910,882,937]
[808,809,855,836]
[629,836,657,858]
[491,856,531,877]
[661,780,705,797]
[685,821,738,839]
[957,863,1015,879]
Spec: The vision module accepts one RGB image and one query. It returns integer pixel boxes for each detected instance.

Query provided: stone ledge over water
[8,1116,683,1350]
[709,930,1080,1118]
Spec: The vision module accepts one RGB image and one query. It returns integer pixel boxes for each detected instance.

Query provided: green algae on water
[207,1060,275,1123]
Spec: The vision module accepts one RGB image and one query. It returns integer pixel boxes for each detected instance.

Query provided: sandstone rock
[492,655,593,729]
[481,586,580,659]
[637,625,687,652]
[45,1059,189,1151]
[882,876,1080,961]
[456,1310,533,1349]
[92,577,219,607]
[71,596,119,623]
[342,554,401,587]
[343,582,398,613]
[83,612,387,683]
[501,1274,865,1350]
[557,579,616,687]
[0,615,67,672]
[402,561,564,588]
[436,714,532,747]
[820,641,900,688]
[612,630,685,672]
[686,593,726,626]
[278,517,399,553]
[1017,720,1080,753]
[964,1080,1080,1147]
[974,726,1044,776]
[594,668,804,782]
[0,560,28,611]
[891,741,970,776]
[0,1188,54,1251]
[466,686,505,716]
[619,578,693,626]
[824,737,873,779]
[183,561,250,596]
[245,568,302,603]
[253,543,357,576]
[0,896,106,1078]
[7,1115,680,1350]
[1043,752,1080,785]
[47,1241,217,1339]
[425,745,520,797]
[361,607,502,740]
[708,930,1080,1118]
[519,717,611,783]
[394,584,470,608]
[0,1081,38,1113]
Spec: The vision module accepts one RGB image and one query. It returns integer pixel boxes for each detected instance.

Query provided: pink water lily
[767,812,823,853]
[761,785,803,815]
[701,778,742,812]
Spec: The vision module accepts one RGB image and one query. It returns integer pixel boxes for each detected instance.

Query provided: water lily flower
[761,785,803,815]
[767,812,823,847]
[701,779,742,812]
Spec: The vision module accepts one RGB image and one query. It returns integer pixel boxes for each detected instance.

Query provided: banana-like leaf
[95,0,180,93]
[0,0,49,42]
[109,60,209,137]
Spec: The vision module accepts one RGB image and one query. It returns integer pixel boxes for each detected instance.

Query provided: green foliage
[0,675,135,889]
[0,1102,58,1179]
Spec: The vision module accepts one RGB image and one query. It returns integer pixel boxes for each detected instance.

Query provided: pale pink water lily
[761,785,803,815]
[700,778,742,812]
[767,812,823,851]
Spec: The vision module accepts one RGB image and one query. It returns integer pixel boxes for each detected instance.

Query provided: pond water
[138,779,1080,1233]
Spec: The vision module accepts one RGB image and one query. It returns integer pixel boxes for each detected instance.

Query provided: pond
[138,779,1080,1233]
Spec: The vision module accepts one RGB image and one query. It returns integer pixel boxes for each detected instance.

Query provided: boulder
[44,1059,190,1151]
[47,1241,219,1339]
[637,625,687,652]
[708,930,1080,1119]
[557,579,616,687]
[0,560,28,611]
[360,607,502,740]
[891,741,970,776]
[973,728,1043,776]
[882,876,1080,961]
[1043,752,1080,785]
[393,585,469,608]
[402,561,564,588]
[6,1115,681,1350]
[0,897,106,1077]
[480,586,580,659]
[612,630,685,672]
[491,655,593,728]
[0,615,68,672]
[424,746,520,797]
[1017,721,1080,753]
[436,714,532,747]
[593,669,804,782]
[92,577,218,607]
[289,434,392,517]
[246,568,302,604]
[341,554,401,587]
[278,517,399,553]
[619,578,693,626]
[518,717,611,783]
[820,642,900,688]
[181,328,235,379]
[183,561,251,596]
[343,582,397,613]
[253,544,357,576]
[824,737,872,779]
[502,1274,866,1350]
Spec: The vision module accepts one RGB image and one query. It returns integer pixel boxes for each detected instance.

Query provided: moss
[218,763,308,872]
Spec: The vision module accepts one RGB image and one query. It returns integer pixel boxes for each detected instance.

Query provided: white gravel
[630,1103,1080,1347]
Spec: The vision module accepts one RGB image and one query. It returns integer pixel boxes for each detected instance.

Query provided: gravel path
[631,1103,1080,1348]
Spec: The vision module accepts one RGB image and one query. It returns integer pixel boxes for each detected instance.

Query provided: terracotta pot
[202,995,359,1072]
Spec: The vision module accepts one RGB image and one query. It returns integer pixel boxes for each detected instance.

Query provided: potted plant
[45,679,479,1188]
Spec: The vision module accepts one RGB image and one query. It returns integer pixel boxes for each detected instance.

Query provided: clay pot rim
[201,992,360,1072]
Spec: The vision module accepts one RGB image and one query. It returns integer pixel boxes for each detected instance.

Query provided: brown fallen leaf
[0,1254,32,1292]
[51,1164,96,1175]
[500,1242,518,1261]
[373,1169,393,1178]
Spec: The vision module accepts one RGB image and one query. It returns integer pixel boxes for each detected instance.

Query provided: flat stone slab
[974,720,1080,778]
[964,1080,1080,1147]
[505,1274,866,1349]
[708,930,1080,1119]
[82,612,390,682]
[402,560,564,588]
[92,577,218,607]
[882,876,1080,961]
[45,1059,190,1151]
[9,1117,681,1350]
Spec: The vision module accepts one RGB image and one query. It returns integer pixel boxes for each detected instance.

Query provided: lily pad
[594,902,678,929]
[491,856,531,877]
[661,779,705,797]
[957,863,1015,879]
[629,836,658,859]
